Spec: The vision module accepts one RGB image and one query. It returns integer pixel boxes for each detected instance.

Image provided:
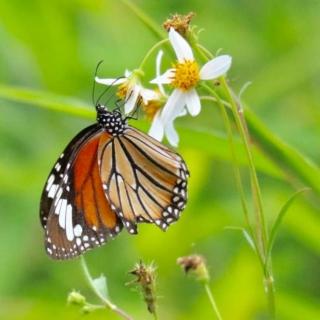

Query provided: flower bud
[67,290,86,306]
[177,254,210,283]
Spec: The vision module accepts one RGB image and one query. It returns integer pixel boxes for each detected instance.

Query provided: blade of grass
[266,188,310,265]
[245,108,320,196]
[0,83,94,119]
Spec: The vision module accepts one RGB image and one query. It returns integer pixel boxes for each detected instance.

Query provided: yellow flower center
[171,60,200,91]
[116,82,129,100]
[142,99,162,120]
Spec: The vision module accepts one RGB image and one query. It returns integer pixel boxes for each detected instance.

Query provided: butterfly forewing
[40,125,98,228]
[40,126,122,260]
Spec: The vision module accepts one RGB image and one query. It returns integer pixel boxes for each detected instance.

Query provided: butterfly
[40,104,189,260]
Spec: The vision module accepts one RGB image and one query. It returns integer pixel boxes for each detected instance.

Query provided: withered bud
[128,261,157,316]
[177,254,210,283]
[163,12,195,36]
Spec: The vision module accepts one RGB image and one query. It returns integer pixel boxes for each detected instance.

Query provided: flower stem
[220,78,276,317]
[139,39,169,70]
[200,88,254,240]
[221,78,268,259]
[120,0,166,40]
[80,256,133,320]
[204,283,223,320]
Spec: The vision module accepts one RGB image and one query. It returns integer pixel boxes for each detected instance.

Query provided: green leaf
[245,108,320,197]
[225,226,257,252]
[92,275,109,300]
[0,83,94,119]
[266,188,311,264]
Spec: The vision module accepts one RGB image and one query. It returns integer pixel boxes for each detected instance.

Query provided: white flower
[95,70,158,114]
[150,28,232,146]
[147,50,185,147]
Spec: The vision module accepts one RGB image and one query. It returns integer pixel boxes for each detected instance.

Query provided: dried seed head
[128,261,158,315]
[177,254,210,283]
[163,12,195,36]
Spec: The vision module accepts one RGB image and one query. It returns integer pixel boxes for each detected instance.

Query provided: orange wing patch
[73,133,119,231]
[45,132,123,260]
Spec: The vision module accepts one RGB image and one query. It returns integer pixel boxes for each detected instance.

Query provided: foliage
[0,1,320,319]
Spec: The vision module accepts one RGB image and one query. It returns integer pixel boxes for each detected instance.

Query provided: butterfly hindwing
[99,127,189,233]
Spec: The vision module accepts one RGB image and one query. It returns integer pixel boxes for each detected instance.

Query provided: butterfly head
[96,104,126,135]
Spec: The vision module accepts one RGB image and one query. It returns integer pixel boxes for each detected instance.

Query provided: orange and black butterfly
[40,104,189,260]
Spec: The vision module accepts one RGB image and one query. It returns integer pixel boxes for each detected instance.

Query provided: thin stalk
[139,39,169,70]
[80,256,133,320]
[204,283,223,320]
[264,273,276,319]
[196,43,214,60]
[220,78,276,317]
[221,78,268,259]
[200,92,254,240]
[120,0,166,40]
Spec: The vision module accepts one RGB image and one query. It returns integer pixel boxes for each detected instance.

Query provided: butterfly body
[40,105,189,260]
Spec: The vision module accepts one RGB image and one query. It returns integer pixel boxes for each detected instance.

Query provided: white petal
[200,55,232,80]
[160,89,185,125]
[185,89,201,116]
[124,70,132,77]
[179,108,187,117]
[164,120,179,147]
[156,50,166,96]
[95,77,126,86]
[124,85,140,114]
[140,88,159,104]
[148,111,164,142]
[169,28,194,62]
[150,69,175,85]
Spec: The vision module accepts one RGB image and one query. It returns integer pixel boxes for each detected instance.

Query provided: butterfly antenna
[124,94,141,121]
[92,60,104,107]
[96,76,125,108]
[110,88,133,112]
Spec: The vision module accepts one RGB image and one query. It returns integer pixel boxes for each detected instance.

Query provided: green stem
[195,43,214,61]
[200,92,254,240]
[80,256,133,320]
[221,78,268,259]
[204,283,223,320]
[264,273,276,319]
[120,0,166,41]
[220,79,276,317]
[139,39,169,70]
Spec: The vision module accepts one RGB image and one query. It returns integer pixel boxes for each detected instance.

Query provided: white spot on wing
[55,199,63,215]
[58,199,67,229]
[46,174,55,191]
[48,184,58,198]
[73,224,83,237]
[66,204,74,241]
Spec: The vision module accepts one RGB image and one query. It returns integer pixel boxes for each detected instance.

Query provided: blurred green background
[0,1,320,319]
